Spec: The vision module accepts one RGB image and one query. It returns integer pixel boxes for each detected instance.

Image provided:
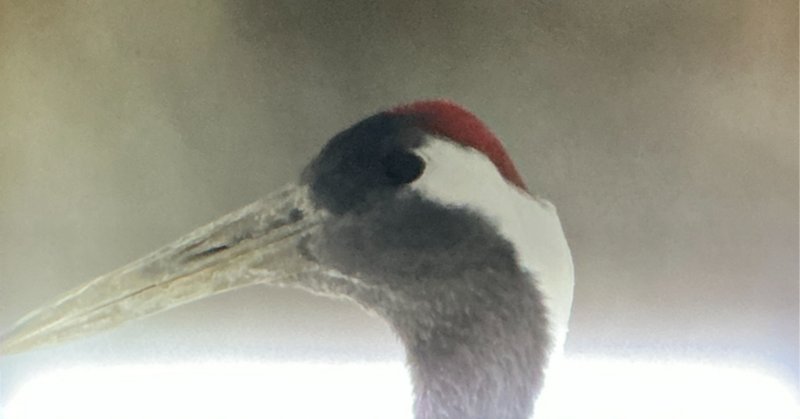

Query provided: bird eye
[381,150,425,185]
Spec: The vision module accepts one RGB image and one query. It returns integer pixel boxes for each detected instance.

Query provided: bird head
[1,101,573,398]
[299,102,534,318]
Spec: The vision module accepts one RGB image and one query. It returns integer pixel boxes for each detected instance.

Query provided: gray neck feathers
[306,196,552,419]
[389,271,550,419]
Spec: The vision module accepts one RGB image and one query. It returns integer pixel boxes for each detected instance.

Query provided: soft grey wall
[1,0,797,404]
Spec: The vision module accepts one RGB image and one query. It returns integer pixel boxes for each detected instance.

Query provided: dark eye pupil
[382,151,425,185]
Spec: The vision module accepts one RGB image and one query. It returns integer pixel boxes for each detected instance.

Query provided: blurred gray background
[0,0,797,407]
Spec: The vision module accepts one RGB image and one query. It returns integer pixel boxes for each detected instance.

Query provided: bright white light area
[3,362,413,419]
[3,358,797,419]
[536,357,799,419]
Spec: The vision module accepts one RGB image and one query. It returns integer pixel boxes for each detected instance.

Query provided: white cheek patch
[410,138,575,351]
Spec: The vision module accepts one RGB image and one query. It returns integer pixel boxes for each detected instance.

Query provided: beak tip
[0,327,40,357]
[0,335,20,357]
[0,338,15,357]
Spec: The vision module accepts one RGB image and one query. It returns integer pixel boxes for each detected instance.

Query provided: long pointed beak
[1,184,324,355]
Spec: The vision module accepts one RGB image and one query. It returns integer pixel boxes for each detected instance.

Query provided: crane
[1,100,574,419]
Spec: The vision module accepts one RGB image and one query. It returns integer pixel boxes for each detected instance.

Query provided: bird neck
[393,273,551,419]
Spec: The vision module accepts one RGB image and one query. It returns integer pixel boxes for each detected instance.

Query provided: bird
[1,100,574,419]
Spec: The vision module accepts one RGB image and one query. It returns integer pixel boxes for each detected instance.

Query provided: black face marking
[301,112,425,215]
[381,150,425,185]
